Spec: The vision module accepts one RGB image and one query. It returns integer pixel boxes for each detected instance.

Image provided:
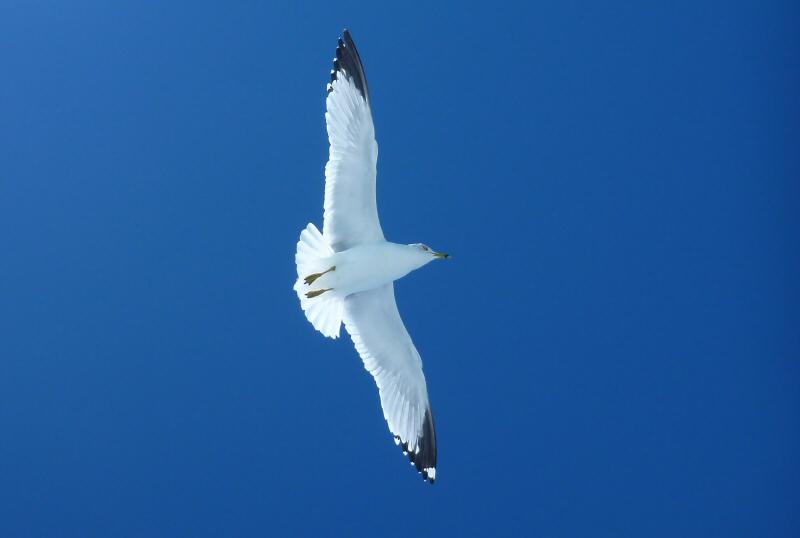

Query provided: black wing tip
[394,407,437,484]
[326,29,370,102]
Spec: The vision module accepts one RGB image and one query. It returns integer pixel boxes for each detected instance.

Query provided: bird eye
[421,245,429,251]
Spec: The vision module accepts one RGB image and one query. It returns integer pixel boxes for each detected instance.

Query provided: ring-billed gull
[293,30,449,484]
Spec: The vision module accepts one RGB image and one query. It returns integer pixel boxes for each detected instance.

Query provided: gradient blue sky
[1,1,798,536]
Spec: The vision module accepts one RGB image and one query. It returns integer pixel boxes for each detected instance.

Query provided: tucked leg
[304,266,336,286]
[305,288,333,299]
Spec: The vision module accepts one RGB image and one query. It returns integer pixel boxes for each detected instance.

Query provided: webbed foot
[305,288,333,299]
[304,266,336,286]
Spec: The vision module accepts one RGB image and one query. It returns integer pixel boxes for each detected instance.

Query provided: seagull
[293,30,449,484]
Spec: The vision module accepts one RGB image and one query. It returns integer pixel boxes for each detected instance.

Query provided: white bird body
[310,242,433,297]
[293,30,447,483]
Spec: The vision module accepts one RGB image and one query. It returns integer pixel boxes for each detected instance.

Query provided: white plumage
[294,30,447,483]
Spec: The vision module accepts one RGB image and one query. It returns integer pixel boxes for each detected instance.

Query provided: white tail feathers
[294,223,343,338]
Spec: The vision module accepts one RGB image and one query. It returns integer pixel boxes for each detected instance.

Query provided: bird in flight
[293,30,449,484]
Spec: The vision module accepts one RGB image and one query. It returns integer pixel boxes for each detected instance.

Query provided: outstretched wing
[323,30,383,252]
[343,284,437,483]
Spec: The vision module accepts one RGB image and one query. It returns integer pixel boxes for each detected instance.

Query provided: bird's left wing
[343,284,437,483]
[323,30,384,252]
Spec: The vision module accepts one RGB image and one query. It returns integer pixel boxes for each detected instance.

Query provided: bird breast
[325,242,418,297]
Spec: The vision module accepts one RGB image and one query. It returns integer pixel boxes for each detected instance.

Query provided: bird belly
[321,243,411,297]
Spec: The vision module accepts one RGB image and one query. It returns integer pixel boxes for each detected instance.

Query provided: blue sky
[1,1,798,536]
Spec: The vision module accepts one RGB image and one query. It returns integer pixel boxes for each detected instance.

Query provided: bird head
[410,243,450,261]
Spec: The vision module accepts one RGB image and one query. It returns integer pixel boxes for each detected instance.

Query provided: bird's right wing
[322,30,384,252]
[343,284,437,483]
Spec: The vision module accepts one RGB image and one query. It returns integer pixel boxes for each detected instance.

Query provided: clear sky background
[1,1,798,536]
